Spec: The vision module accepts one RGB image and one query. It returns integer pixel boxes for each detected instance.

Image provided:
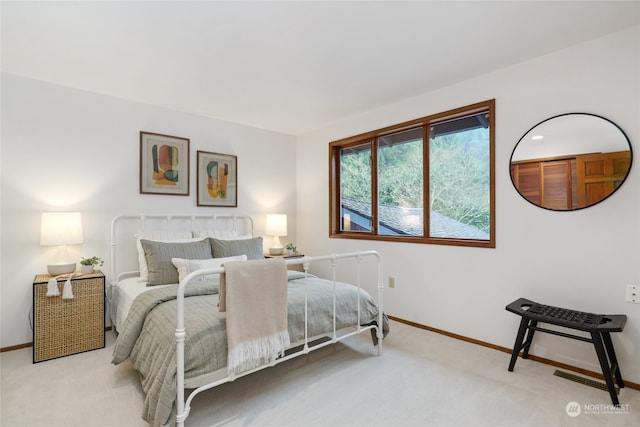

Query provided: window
[329,99,495,248]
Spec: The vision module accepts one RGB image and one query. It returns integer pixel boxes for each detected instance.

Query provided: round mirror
[510,113,632,211]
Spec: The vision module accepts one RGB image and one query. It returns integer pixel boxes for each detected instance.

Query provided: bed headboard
[110,214,254,285]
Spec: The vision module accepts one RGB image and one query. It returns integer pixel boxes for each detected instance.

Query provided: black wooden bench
[506,297,627,405]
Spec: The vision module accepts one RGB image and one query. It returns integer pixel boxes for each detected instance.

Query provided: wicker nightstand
[32,270,105,363]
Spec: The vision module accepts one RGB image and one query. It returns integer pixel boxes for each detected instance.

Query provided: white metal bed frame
[109,214,384,427]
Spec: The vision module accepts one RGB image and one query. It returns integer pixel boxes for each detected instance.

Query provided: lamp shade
[40,212,84,246]
[265,214,287,236]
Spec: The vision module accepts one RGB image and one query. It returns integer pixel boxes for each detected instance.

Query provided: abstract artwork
[139,132,189,195]
[197,151,237,207]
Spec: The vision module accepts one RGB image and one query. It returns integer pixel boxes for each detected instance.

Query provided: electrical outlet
[626,284,639,303]
[388,277,395,288]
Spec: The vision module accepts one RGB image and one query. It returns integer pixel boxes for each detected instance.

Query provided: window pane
[340,143,372,232]
[429,113,490,240]
[377,128,423,236]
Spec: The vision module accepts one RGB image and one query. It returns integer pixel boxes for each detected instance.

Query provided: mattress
[111,276,171,332]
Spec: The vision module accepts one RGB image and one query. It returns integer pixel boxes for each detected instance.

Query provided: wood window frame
[329,99,495,248]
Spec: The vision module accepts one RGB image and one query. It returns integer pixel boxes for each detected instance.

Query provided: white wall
[297,27,640,383]
[0,74,298,347]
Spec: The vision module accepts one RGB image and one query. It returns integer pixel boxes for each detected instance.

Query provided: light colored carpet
[1,320,638,427]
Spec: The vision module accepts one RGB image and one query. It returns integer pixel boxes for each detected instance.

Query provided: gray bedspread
[112,272,388,427]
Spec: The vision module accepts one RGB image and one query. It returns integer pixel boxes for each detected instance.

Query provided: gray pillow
[140,239,212,285]
[209,236,264,260]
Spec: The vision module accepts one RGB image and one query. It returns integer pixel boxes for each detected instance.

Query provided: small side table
[264,254,305,272]
[506,297,626,405]
[33,270,105,363]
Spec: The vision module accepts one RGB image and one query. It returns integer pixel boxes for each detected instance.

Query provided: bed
[109,214,387,427]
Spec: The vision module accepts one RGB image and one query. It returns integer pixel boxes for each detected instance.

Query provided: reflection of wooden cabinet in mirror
[576,151,631,208]
[511,150,631,210]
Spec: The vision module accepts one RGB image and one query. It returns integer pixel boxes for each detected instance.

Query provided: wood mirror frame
[510,113,632,211]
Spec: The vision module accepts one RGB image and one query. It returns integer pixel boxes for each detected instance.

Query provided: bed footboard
[175,250,384,427]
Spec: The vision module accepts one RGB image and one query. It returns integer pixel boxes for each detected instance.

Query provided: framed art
[140,132,190,195]
[197,150,238,207]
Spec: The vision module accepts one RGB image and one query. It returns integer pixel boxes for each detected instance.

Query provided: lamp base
[47,263,76,276]
[268,247,284,256]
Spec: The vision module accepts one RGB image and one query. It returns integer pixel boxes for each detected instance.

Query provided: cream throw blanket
[219,258,290,375]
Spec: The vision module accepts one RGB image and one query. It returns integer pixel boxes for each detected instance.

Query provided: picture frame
[197,150,238,207]
[140,132,190,196]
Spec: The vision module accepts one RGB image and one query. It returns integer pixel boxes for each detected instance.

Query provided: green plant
[285,243,296,252]
[80,256,104,267]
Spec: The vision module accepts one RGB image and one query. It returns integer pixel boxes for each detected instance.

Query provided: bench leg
[508,317,530,371]
[601,332,625,389]
[522,320,537,359]
[591,331,620,406]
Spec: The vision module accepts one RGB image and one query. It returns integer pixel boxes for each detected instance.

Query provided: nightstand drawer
[33,271,105,363]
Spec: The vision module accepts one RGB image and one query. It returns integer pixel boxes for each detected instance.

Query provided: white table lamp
[40,212,83,275]
[265,214,287,255]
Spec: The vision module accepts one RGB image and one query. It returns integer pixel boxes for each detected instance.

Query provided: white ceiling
[2,1,639,135]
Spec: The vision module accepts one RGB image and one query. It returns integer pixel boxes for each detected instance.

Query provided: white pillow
[136,235,205,282]
[171,255,247,283]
